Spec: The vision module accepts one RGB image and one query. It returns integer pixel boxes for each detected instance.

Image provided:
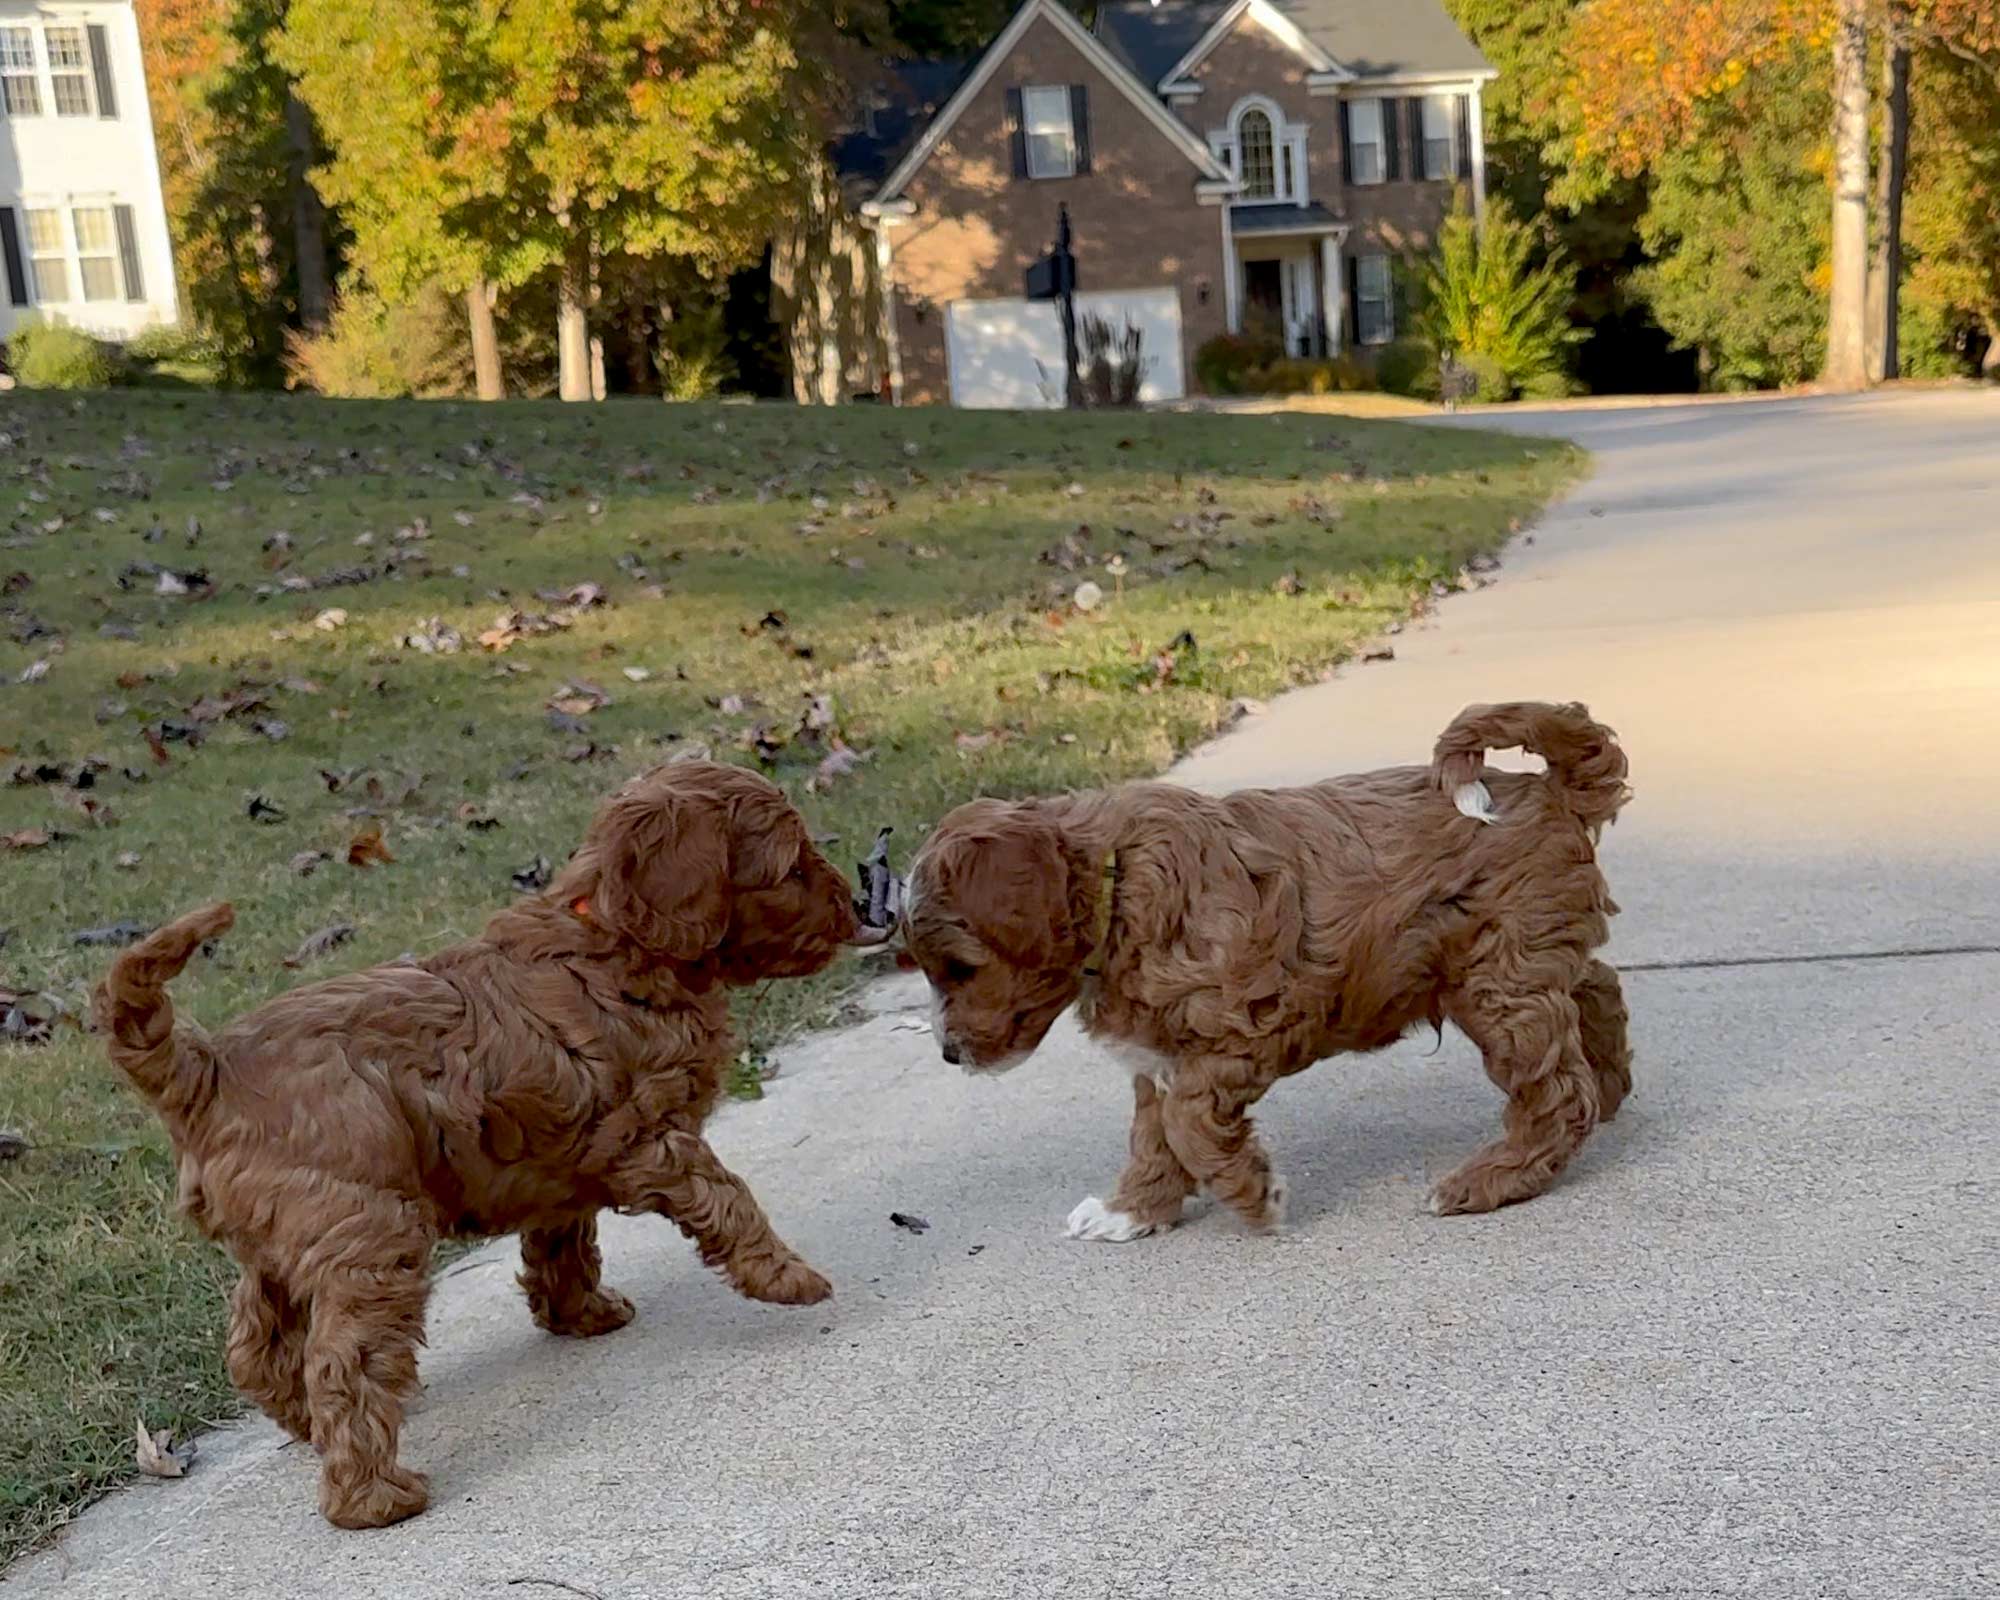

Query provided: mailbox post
[1025,204,1082,408]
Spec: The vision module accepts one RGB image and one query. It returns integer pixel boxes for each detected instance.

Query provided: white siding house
[0,0,178,341]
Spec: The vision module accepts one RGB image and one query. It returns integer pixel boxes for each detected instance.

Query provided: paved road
[17,391,2000,1600]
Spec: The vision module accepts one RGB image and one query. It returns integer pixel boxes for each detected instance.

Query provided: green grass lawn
[0,390,1578,1562]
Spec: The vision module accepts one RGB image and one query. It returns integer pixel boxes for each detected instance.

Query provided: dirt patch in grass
[0,391,1579,1562]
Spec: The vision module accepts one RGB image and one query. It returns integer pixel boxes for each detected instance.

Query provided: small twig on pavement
[506,1579,606,1600]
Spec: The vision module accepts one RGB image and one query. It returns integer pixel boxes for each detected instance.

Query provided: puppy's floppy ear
[589,790,731,960]
[941,812,1094,966]
[727,785,805,886]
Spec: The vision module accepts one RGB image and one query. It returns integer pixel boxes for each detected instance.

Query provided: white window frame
[73,206,121,302]
[0,25,39,117]
[1021,84,1076,181]
[1346,97,1386,187]
[45,23,95,117]
[24,207,73,304]
[1421,94,1457,181]
[1356,253,1393,346]
[1220,96,1308,207]
[1237,106,1278,200]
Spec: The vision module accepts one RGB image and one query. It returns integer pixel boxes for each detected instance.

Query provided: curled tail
[92,903,234,1119]
[1432,702,1630,835]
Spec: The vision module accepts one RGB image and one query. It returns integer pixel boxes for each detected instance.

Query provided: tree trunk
[557,256,592,402]
[1824,0,1872,391]
[283,92,332,333]
[1867,34,1909,384]
[466,282,504,400]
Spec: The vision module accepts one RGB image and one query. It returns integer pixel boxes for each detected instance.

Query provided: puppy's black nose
[940,1037,964,1066]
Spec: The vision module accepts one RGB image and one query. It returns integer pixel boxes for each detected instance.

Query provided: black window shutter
[114,205,145,301]
[1005,87,1027,179]
[87,24,119,119]
[1340,102,1354,184]
[1382,99,1401,181]
[0,209,26,307]
[1070,85,1091,174]
[1455,94,1472,181]
[1345,253,1359,344]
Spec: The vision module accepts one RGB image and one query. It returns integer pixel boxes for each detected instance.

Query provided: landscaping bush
[1372,339,1435,398]
[1078,313,1147,406]
[5,317,124,389]
[1412,191,1580,401]
[1194,331,1283,395]
[1194,333,1377,397]
[285,282,472,398]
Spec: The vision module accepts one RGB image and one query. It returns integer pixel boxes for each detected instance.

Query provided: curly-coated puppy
[900,703,1631,1239]
[94,761,858,1529]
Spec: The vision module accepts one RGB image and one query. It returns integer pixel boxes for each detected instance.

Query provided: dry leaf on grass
[455,803,500,831]
[114,851,142,870]
[134,1417,195,1480]
[245,794,286,824]
[2,828,57,851]
[284,923,356,968]
[347,824,395,867]
[511,855,552,891]
[289,849,332,877]
[0,1128,27,1161]
[72,921,154,947]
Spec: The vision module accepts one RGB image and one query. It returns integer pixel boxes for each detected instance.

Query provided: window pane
[53,74,92,115]
[73,208,114,252]
[1422,96,1455,179]
[45,27,85,68]
[1347,99,1384,185]
[80,258,119,301]
[1357,256,1393,344]
[0,26,33,69]
[1,76,39,116]
[1238,109,1276,199]
[24,209,62,252]
[30,259,72,303]
[1022,86,1074,179]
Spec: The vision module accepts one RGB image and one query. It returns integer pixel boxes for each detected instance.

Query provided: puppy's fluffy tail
[1432,703,1630,834]
[92,903,234,1122]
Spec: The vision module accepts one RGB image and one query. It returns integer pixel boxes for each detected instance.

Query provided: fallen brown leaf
[2,828,54,851]
[289,849,333,877]
[347,824,395,867]
[134,1417,194,1480]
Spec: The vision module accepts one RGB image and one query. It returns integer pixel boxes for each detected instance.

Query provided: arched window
[1238,107,1276,199]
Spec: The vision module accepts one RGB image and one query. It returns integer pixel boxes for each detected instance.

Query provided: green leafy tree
[1632,55,1832,388]
[1415,192,1581,400]
[282,0,847,400]
[1902,47,2000,370]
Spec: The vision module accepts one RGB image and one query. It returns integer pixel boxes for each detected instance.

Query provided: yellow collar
[1080,851,1118,979]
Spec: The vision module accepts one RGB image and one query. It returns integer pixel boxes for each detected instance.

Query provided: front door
[1243,258,1282,342]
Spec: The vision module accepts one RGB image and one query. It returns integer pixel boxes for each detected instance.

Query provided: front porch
[1223,203,1347,359]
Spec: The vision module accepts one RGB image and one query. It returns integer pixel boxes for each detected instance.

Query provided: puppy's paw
[1259,1171,1290,1232]
[541,1288,636,1338]
[1425,1167,1500,1216]
[742,1256,834,1307]
[1064,1196,1155,1244]
[322,1466,430,1531]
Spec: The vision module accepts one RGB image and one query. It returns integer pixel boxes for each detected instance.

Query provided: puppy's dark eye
[941,958,977,986]
[788,863,807,883]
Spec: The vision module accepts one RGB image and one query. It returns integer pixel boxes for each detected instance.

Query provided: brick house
[818,0,1493,407]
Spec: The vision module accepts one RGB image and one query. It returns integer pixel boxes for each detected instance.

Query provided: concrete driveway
[16,391,1999,1600]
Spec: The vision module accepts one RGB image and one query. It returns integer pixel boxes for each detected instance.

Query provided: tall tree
[284,0,842,401]
[1825,0,1873,387]
[1868,27,1911,379]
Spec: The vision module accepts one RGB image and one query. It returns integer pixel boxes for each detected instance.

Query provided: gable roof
[831,58,975,196]
[1097,0,1494,87]
[868,0,1232,207]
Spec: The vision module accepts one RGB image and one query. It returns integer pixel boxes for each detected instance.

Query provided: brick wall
[884,12,1228,404]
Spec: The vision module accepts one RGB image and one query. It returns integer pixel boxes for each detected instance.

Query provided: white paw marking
[1264,1172,1290,1229]
[1065,1196,1154,1243]
[1454,781,1499,824]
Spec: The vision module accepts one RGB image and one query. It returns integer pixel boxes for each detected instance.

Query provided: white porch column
[1221,205,1241,334]
[1470,85,1489,225]
[875,225,904,406]
[1320,234,1343,356]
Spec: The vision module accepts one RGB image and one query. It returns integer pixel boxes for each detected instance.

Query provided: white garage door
[944,288,1186,410]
